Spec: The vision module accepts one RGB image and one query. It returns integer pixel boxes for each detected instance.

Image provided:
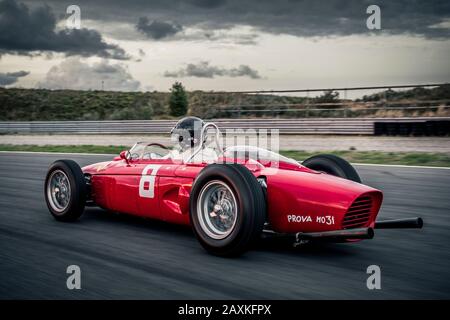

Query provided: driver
[168,116,218,163]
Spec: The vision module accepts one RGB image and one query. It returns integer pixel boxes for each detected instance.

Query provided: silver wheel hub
[197,180,238,240]
[47,170,71,213]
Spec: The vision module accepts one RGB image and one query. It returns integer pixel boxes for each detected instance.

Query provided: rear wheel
[302,154,361,183]
[189,164,266,256]
[45,160,86,222]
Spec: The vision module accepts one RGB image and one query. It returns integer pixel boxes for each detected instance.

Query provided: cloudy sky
[0,0,449,95]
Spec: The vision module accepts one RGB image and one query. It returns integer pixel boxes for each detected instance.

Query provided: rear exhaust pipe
[375,217,423,229]
[296,227,374,241]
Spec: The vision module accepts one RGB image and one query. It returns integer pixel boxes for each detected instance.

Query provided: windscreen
[223,146,299,166]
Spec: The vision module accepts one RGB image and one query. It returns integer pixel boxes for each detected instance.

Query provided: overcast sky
[0,0,449,96]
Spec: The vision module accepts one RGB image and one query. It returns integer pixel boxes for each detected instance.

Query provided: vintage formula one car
[44,117,423,256]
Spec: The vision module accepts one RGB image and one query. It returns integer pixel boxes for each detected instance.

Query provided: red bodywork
[82,156,383,234]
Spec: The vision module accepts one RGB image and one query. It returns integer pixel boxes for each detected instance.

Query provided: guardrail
[1,117,449,135]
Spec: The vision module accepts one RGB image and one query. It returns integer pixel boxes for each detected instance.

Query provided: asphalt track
[0,153,449,299]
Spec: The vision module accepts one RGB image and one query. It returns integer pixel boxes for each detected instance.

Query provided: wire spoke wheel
[47,170,71,213]
[44,160,86,222]
[197,180,238,240]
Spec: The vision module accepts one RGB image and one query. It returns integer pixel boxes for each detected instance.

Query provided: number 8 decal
[139,165,161,198]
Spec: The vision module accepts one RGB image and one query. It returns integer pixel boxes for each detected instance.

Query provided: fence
[198,83,449,118]
[1,117,449,135]
[210,100,450,118]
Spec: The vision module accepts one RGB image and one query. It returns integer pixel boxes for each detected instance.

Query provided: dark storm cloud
[164,61,261,79]
[136,17,182,39]
[23,0,450,40]
[0,70,29,85]
[0,0,128,58]
[187,0,227,9]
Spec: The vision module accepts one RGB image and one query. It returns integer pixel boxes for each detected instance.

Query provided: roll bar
[185,122,222,163]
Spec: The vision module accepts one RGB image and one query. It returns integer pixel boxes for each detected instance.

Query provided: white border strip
[352,162,450,170]
[1,150,449,170]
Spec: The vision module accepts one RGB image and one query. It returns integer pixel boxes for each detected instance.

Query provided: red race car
[44,117,423,256]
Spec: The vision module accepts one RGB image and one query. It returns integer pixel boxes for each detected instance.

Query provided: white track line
[352,162,450,170]
[0,150,115,157]
[1,150,449,170]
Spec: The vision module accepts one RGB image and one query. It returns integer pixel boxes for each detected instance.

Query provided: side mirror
[119,150,131,164]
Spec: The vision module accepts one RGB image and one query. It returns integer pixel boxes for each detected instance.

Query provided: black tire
[302,154,361,183]
[189,164,266,256]
[44,160,86,222]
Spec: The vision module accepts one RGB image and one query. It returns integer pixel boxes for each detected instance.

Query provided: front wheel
[189,164,266,256]
[45,160,86,222]
[302,154,361,183]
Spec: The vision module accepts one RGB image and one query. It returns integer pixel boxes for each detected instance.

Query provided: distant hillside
[357,84,450,102]
[0,88,307,121]
[0,85,449,121]
[0,89,170,121]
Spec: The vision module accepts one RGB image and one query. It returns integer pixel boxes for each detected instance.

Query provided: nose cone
[262,168,383,233]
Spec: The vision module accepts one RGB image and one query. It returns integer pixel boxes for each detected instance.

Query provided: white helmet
[170,116,205,151]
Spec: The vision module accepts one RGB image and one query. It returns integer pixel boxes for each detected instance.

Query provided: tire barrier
[374,119,450,136]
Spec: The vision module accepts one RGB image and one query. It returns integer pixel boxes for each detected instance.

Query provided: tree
[169,82,188,117]
[315,90,339,103]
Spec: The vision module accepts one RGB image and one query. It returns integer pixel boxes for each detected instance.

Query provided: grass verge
[281,150,450,167]
[0,144,449,167]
